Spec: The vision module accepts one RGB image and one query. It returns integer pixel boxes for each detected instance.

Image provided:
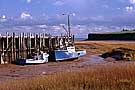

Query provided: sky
[0,0,135,38]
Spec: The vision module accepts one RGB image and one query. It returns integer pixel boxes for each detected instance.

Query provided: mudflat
[0,41,135,82]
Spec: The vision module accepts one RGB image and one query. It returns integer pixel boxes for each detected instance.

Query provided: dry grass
[75,41,135,54]
[0,41,135,90]
[1,63,135,90]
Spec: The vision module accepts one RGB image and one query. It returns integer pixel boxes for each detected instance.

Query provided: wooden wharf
[0,32,74,64]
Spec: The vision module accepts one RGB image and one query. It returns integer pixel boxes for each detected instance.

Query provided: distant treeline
[88,33,135,40]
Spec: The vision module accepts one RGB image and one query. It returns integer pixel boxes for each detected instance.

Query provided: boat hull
[49,50,86,61]
[15,53,49,65]
[16,59,48,65]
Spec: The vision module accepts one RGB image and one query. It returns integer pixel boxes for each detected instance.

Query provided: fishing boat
[49,14,86,61]
[49,46,86,61]
[15,52,49,65]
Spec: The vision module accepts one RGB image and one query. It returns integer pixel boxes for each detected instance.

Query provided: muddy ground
[0,41,135,82]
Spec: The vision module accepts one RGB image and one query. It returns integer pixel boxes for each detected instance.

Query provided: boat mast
[62,14,73,46]
[67,14,71,37]
[62,14,71,37]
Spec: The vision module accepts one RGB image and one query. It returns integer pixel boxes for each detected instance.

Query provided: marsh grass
[0,63,135,90]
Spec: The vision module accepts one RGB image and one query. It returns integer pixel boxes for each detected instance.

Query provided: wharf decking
[0,32,74,64]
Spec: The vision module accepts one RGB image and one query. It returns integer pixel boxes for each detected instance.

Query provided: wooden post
[29,33,31,55]
[24,33,27,59]
[49,36,52,50]
[34,33,36,49]
[57,36,60,49]
[18,33,21,58]
[2,38,4,56]
[26,33,29,58]
[20,33,23,58]
[13,32,16,61]
[6,32,9,63]
[11,33,13,62]
[54,36,56,49]
[1,37,4,64]
[0,34,2,64]
[72,34,75,46]
[27,32,32,58]
[43,33,45,47]
[39,33,41,52]
[41,33,44,50]
[6,32,9,51]
[22,32,25,58]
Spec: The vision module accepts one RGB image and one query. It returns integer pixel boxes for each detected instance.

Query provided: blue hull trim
[50,49,86,61]
[54,50,79,61]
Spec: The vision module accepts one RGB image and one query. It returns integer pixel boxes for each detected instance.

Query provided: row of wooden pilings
[0,32,74,64]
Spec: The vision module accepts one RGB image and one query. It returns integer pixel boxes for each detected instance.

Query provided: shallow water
[89,55,104,63]
[79,55,104,66]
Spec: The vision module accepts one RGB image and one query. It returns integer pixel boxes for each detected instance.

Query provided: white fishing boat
[16,52,49,65]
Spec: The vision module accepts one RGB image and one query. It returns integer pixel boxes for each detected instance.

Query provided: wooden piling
[20,33,23,58]
[43,33,45,47]
[39,33,42,52]
[0,34,2,64]
[0,32,74,64]
[6,32,9,63]
[11,34,13,62]
[29,33,31,55]
[18,33,21,58]
[34,33,37,52]
[22,32,25,58]
[13,32,16,61]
